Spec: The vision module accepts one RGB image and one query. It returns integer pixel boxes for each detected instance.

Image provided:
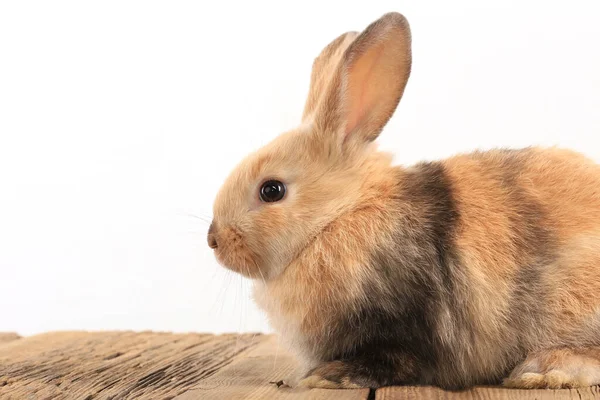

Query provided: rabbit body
[210,12,600,389]
[253,147,600,389]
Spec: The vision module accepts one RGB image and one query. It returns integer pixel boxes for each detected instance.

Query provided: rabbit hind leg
[504,347,600,389]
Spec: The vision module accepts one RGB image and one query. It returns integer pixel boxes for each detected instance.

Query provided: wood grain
[0,332,597,399]
[376,385,600,400]
[0,333,20,345]
[174,334,369,400]
[0,331,263,399]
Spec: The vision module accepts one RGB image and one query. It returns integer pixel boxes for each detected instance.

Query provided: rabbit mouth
[213,226,264,279]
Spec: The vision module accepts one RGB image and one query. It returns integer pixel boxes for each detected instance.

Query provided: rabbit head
[209,13,412,279]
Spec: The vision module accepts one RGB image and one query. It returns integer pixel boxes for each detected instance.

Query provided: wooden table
[0,332,598,399]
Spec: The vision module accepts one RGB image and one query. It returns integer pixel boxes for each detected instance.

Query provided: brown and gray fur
[208,12,600,390]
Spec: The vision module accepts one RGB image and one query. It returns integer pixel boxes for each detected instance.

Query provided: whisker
[176,210,213,224]
[184,231,210,236]
[273,330,281,372]
[210,270,233,315]
[234,275,247,365]
[257,267,267,286]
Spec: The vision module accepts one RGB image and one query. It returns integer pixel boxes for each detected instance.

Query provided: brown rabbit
[208,12,600,389]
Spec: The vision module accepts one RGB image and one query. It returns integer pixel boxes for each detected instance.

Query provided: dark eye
[259,180,286,203]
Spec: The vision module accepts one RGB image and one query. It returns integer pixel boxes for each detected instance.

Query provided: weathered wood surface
[175,334,369,400]
[0,332,597,400]
[0,334,20,345]
[376,386,600,400]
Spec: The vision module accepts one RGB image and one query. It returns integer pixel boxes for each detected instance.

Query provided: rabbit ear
[302,31,359,122]
[312,13,411,149]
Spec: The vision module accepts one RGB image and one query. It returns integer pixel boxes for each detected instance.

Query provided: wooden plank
[175,334,370,400]
[376,385,600,400]
[0,331,265,400]
[3,330,597,399]
[0,333,20,345]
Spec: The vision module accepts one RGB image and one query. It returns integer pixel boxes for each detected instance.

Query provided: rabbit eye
[260,180,286,203]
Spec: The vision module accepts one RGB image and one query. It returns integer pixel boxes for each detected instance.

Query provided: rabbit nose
[208,235,218,249]
[207,221,218,249]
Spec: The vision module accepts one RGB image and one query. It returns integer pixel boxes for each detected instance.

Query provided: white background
[1,1,599,336]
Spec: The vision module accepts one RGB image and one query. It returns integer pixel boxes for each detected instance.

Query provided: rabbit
[208,12,600,390]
